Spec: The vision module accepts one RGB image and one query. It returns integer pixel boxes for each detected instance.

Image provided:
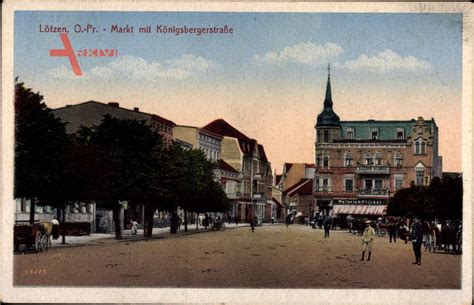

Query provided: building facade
[173,125,223,162]
[31,100,177,233]
[202,119,273,222]
[314,66,442,222]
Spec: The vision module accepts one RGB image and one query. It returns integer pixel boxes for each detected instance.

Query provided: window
[323,155,329,168]
[323,130,329,142]
[346,128,355,140]
[395,153,403,167]
[345,179,353,192]
[416,170,424,186]
[396,128,404,140]
[322,179,328,191]
[316,154,321,167]
[375,153,383,165]
[314,178,320,192]
[415,138,426,155]
[226,181,236,194]
[344,152,353,167]
[317,130,321,142]
[370,129,378,140]
[20,198,28,212]
[395,179,403,191]
[364,153,373,165]
[365,179,372,190]
[374,179,382,190]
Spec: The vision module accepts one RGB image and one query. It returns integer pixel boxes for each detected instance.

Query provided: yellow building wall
[220,137,243,171]
[173,126,198,148]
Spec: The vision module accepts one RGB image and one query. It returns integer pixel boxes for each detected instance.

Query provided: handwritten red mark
[50,33,83,76]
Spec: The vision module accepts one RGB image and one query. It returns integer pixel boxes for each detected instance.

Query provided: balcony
[355,165,390,175]
[253,173,262,181]
[252,192,265,201]
[314,186,332,193]
[357,188,390,197]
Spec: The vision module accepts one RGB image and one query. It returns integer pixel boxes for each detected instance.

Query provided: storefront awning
[332,205,386,216]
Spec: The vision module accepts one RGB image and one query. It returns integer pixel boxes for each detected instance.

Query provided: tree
[387,184,433,220]
[14,82,69,224]
[175,149,231,232]
[79,115,163,239]
[388,175,463,221]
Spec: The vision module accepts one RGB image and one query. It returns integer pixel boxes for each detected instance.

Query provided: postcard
[1,1,472,304]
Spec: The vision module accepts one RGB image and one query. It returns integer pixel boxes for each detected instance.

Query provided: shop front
[332,199,388,229]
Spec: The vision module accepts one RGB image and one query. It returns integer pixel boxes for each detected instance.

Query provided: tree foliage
[15,82,231,238]
[14,82,70,223]
[387,175,462,221]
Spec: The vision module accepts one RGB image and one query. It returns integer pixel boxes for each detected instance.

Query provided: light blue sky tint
[14,11,462,90]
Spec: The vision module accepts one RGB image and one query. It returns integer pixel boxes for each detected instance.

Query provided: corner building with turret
[314,66,442,222]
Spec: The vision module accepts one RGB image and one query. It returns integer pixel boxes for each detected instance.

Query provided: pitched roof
[202,119,257,157]
[283,178,312,196]
[275,174,282,185]
[272,197,284,208]
[284,163,293,173]
[217,159,238,173]
[257,144,268,161]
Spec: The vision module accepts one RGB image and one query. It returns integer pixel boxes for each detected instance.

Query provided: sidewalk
[50,222,251,248]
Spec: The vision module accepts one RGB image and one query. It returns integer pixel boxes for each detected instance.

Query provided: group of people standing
[358,216,425,265]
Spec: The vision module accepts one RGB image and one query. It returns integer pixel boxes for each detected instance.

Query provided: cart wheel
[41,235,49,251]
[377,229,387,237]
[35,232,42,252]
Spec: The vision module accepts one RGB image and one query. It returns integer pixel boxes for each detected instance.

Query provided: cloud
[46,65,77,80]
[254,42,343,65]
[338,49,432,72]
[47,54,217,81]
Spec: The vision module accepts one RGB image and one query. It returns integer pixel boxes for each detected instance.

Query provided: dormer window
[345,128,355,140]
[370,128,379,140]
[396,128,404,140]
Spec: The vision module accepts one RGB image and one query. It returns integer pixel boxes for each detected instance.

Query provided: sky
[14,11,463,173]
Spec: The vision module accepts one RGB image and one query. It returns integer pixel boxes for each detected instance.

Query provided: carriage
[430,224,462,254]
[14,223,51,253]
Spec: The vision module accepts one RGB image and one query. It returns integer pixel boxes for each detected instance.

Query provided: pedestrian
[285,214,292,228]
[131,220,138,236]
[251,216,256,232]
[51,216,60,240]
[323,216,332,238]
[271,216,275,224]
[388,221,397,243]
[203,213,210,229]
[361,220,375,261]
[235,215,239,226]
[411,216,423,265]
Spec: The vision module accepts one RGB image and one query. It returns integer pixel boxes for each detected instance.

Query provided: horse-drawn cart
[14,223,51,253]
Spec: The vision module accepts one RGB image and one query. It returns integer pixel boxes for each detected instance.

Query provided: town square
[14,224,461,288]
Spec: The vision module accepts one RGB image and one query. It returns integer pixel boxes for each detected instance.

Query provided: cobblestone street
[14,224,461,288]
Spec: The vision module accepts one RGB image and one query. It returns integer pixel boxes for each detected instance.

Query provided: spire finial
[328,63,330,77]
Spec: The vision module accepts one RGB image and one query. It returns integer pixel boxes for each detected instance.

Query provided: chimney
[108,102,119,108]
[133,107,139,112]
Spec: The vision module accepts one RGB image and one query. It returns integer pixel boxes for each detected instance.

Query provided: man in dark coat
[323,216,332,239]
[388,221,397,243]
[411,216,423,265]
